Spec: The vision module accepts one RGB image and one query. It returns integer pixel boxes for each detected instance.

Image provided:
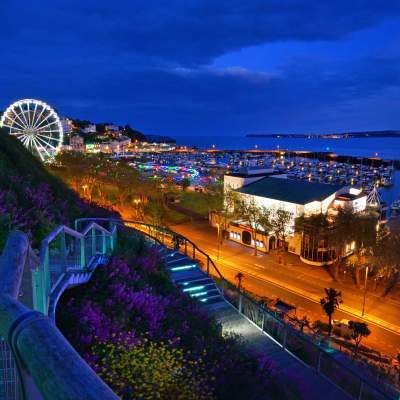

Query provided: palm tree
[299,316,310,333]
[320,288,342,335]
[235,272,244,291]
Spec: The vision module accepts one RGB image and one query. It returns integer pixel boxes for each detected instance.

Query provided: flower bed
[57,232,289,400]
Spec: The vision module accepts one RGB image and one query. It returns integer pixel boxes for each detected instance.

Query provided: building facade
[69,135,85,152]
[224,173,368,265]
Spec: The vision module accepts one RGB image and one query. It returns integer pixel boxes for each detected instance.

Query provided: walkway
[207,302,351,400]
[158,242,351,400]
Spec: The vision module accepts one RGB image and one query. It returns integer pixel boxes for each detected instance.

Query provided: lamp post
[362,265,369,317]
[216,223,221,260]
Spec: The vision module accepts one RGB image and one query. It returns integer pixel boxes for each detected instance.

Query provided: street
[171,221,400,357]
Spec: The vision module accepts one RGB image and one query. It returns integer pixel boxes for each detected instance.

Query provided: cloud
[0,0,400,134]
[1,0,400,65]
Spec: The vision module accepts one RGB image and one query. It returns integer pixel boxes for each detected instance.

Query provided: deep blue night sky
[1,1,400,136]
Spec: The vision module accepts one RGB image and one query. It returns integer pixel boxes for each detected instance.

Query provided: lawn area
[166,208,190,225]
[179,191,218,216]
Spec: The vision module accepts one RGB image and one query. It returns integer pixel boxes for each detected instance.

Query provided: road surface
[171,221,400,357]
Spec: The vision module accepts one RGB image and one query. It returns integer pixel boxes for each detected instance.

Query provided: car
[333,319,352,336]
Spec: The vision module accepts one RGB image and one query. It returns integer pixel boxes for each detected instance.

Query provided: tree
[52,151,88,193]
[105,161,140,213]
[237,197,261,255]
[320,288,342,335]
[180,177,191,191]
[145,199,166,227]
[235,272,244,291]
[271,208,292,250]
[51,152,105,202]
[332,208,379,286]
[299,316,310,333]
[258,206,273,241]
[375,231,400,287]
[210,186,239,247]
[348,321,371,357]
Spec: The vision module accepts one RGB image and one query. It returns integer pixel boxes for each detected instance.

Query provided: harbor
[120,147,400,219]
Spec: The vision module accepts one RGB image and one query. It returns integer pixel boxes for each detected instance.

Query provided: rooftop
[336,192,365,201]
[225,166,277,178]
[236,177,343,204]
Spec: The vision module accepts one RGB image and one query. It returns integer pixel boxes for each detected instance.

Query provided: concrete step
[166,259,198,272]
[165,254,189,265]
[198,294,225,305]
[170,268,205,283]
[182,282,218,295]
[178,277,215,289]
[189,288,220,300]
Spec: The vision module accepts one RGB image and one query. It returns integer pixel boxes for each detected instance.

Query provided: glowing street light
[216,223,221,260]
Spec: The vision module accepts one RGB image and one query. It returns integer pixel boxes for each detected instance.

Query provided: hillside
[0,129,112,247]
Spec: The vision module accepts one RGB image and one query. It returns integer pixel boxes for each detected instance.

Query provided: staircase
[156,247,225,308]
[48,254,110,320]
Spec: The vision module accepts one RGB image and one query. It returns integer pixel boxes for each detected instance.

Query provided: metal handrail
[76,217,398,400]
[32,221,117,315]
[0,231,118,400]
[75,218,225,280]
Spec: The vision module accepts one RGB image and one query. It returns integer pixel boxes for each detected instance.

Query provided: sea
[175,135,400,205]
[175,135,400,161]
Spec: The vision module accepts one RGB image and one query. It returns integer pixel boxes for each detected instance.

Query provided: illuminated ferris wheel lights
[0,98,63,161]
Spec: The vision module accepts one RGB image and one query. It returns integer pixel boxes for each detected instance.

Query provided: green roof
[236,177,342,204]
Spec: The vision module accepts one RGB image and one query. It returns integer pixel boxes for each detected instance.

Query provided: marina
[122,148,400,219]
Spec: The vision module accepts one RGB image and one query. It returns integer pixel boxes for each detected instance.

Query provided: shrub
[93,337,214,400]
[57,238,276,399]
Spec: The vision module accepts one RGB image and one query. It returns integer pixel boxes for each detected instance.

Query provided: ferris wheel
[0,99,64,161]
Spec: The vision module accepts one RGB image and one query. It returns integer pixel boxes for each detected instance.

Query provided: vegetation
[209,187,239,248]
[236,197,262,255]
[180,190,220,217]
[320,288,342,335]
[295,208,383,284]
[94,338,212,400]
[270,208,292,250]
[348,321,371,358]
[0,131,111,247]
[235,194,292,255]
[235,272,244,291]
[50,151,184,224]
[57,230,279,400]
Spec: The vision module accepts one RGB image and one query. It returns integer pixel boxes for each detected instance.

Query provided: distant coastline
[246,130,400,139]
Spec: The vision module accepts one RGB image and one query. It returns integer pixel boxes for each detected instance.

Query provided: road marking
[212,255,400,337]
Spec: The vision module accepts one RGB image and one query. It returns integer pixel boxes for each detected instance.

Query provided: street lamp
[362,265,369,317]
[216,223,221,260]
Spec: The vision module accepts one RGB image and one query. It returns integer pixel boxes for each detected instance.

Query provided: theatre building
[223,172,368,266]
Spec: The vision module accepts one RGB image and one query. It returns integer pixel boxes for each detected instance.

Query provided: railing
[31,221,117,315]
[76,218,398,400]
[75,219,225,281]
[0,231,118,400]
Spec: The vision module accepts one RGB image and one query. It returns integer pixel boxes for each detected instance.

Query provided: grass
[179,191,217,216]
[166,209,190,225]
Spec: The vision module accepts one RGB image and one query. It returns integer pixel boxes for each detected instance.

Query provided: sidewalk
[206,301,351,400]
[215,252,400,335]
